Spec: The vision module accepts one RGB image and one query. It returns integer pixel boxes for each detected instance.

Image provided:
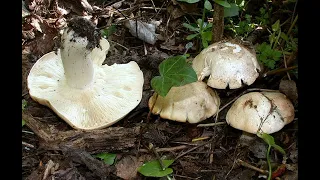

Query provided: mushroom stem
[60,28,94,89]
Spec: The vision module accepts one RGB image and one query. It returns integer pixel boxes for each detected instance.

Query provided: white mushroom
[148,81,220,123]
[226,91,295,134]
[192,41,261,89]
[27,17,144,130]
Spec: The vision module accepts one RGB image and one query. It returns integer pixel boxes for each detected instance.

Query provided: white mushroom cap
[226,91,295,134]
[27,18,144,130]
[148,81,220,123]
[192,41,261,89]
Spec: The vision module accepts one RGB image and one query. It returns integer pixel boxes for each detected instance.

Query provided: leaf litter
[22,0,298,179]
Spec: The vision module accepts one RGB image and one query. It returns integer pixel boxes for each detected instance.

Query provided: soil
[22,0,298,179]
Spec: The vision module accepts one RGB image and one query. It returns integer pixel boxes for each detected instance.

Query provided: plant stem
[267,145,272,180]
[199,3,206,49]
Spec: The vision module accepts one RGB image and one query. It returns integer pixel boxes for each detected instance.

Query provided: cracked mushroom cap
[226,91,295,134]
[192,41,261,89]
[27,17,144,130]
[148,81,220,123]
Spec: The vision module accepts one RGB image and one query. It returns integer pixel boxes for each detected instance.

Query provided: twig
[22,141,35,148]
[149,0,158,13]
[174,174,201,179]
[109,40,129,50]
[174,136,216,161]
[139,145,188,153]
[140,7,166,11]
[197,122,227,127]
[22,130,34,134]
[150,0,167,19]
[237,159,268,174]
[282,48,291,80]
[291,0,298,23]
[262,66,298,77]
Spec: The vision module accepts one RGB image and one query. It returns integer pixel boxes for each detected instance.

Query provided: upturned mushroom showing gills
[27,17,144,130]
[226,91,295,134]
[148,81,220,123]
[192,41,261,89]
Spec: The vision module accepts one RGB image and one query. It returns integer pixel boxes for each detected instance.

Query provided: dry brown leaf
[115,155,152,180]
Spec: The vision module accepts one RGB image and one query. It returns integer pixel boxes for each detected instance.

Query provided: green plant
[183,0,213,48]
[226,14,256,38]
[100,25,117,38]
[255,6,272,26]
[256,42,282,69]
[151,54,197,97]
[137,159,174,178]
[257,132,286,180]
[94,153,117,165]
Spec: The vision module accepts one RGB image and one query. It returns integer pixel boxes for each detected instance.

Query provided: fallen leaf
[116,155,153,180]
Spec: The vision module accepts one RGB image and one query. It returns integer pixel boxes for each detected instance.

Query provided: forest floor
[22,0,298,179]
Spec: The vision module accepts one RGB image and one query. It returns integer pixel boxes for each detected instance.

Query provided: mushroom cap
[27,38,144,130]
[192,41,261,89]
[226,91,295,134]
[148,81,220,123]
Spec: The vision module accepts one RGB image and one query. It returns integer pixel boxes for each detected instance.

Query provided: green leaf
[203,23,213,30]
[213,0,231,8]
[197,19,203,27]
[22,119,26,127]
[201,35,209,48]
[201,31,212,41]
[272,20,280,32]
[151,55,198,97]
[186,33,199,40]
[138,160,174,177]
[177,0,200,3]
[95,153,116,165]
[204,0,212,10]
[280,32,288,41]
[183,23,199,32]
[100,25,117,38]
[224,3,239,17]
[258,133,275,146]
[272,144,286,155]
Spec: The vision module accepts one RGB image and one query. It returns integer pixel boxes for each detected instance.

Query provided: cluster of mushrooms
[27,17,295,135]
[148,41,295,135]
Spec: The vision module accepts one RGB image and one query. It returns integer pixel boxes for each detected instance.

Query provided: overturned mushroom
[27,17,144,130]
[148,81,220,123]
[226,91,295,134]
[192,41,261,89]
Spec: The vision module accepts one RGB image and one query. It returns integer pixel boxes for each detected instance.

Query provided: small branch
[262,66,298,77]
[139,145,188,153]
[22,141,35,148]
[140,7,166,11]
[110,40,129,50]
[237,159,268,175]
[197,122,226,127]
